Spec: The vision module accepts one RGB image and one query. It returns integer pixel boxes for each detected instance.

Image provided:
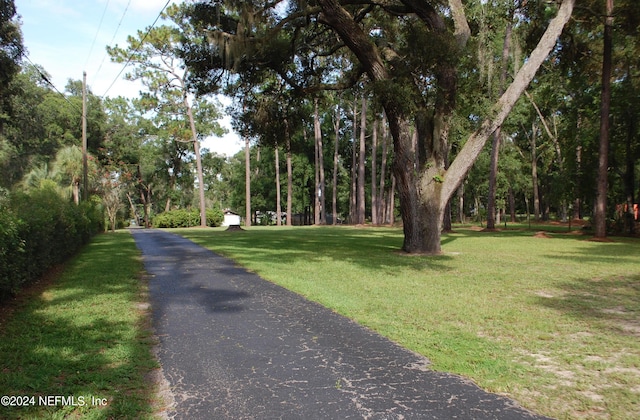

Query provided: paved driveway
[131,229,548,420]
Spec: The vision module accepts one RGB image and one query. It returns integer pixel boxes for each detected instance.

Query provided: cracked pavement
[131,229,549,420]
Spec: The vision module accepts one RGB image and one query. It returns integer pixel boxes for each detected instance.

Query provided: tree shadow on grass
[0,233,158,419]
[541,240,640,265]
[534,274,640,337]
[178,227,456,274]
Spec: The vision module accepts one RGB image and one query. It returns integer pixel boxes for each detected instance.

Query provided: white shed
[222,210,241,227]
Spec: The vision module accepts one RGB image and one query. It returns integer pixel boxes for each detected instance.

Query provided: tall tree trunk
[285,119,293,226]
[442,140,453,232]
[275,145,282,226]
[72,181,80,206]
[487,127,502,229]
[624,104,636,234]
[141,187,151,229]
[244,134,251,227]
[531,123,541,221]
[315,99,327,224]
[126,193,140,226]
[486,18,512,230]
[379,112,389,222]
[574,141,582,220]
[349,100,358,223]
[357,95,367,224]
[255,147,261,175]
[458,184,465,223]
[526,91,567,221]
[388,174,396,225]
[509,187,516,223]
[141,190,150,228]
[184,96,207,227]
[332,105,340,225]
[313,106,321,225]
[371,118,378,224]
[164,172,176,212]
[136,165,151,228]
[594,0,613,239]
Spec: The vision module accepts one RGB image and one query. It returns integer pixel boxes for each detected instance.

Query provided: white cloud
[19,0,81,21]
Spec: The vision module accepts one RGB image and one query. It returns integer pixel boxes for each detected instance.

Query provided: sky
[14,0,242,156]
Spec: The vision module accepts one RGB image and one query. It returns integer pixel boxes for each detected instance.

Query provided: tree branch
[441,0,575,204]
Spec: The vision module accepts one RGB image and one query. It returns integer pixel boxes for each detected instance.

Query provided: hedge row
[0,185,104,301]
[153,208,224,228]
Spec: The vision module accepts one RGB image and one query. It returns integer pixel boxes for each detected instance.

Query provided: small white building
[222,210,241,227]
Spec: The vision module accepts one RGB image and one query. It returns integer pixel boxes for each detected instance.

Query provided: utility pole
[82,71,88,202]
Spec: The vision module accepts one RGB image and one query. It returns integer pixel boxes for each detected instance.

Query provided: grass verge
[177,225,640,420]
[0,231,158,419]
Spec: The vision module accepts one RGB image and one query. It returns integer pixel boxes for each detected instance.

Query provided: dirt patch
[481,227,501,232]
[522,352,577,386]
[601,306,628,315]
[578,390,605,402]
[587,236,615,243]
[146,347,176,419]
[617,320,640,336]
[533,231,552,238]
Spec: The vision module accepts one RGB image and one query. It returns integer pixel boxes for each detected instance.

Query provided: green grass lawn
[0,231,159,420]
[177,225,640,420]
[2,226,636,419]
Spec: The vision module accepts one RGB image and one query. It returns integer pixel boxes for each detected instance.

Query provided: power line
[84,0,111,70]
[101,0,172,98]
[91,0,132,87]
[20,48,83,117]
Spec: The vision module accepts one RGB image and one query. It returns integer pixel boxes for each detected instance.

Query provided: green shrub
[206,209,224,227]
[153,208,223,228]
[0,185,103,301]
[0,206,26,298]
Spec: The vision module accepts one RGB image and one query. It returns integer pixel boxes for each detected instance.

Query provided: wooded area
[1,3,639,416]
[1,0,639,253]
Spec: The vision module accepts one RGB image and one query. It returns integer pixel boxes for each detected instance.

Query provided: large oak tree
[184,0,575,253]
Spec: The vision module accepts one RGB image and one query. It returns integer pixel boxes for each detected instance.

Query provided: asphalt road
[131,229,549,420]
